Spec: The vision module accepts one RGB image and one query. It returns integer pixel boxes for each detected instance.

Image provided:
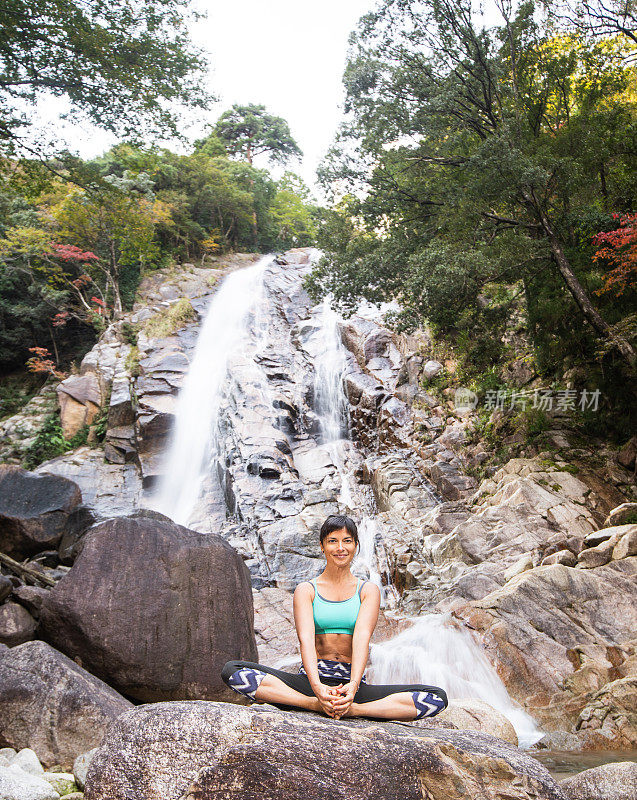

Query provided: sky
[32,0,377,193]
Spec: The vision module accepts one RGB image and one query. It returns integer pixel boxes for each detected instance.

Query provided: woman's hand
[330,680,358,719]
[313,682,342,717]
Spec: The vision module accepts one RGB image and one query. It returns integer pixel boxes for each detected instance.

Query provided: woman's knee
[221,660,253,684]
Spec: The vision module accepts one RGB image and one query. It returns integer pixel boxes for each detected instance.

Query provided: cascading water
[152,255,272,526]
[311,296,398,607]
[368,613,544,748]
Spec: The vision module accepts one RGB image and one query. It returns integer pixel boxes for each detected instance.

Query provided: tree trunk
[525,192,637,372]
[109,241,123,318]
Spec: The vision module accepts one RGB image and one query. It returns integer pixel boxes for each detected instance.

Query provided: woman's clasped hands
[315,680,358,719]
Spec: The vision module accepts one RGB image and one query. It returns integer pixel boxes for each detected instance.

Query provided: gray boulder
[0,640,132,767]
[0,601,36,646]
[0,765,60,800]
[84,701,564,800]
[0,466,83,558]
[560,761,637,799]
[39,513,258,702]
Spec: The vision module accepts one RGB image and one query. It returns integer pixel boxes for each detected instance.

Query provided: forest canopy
[309,0,636,436]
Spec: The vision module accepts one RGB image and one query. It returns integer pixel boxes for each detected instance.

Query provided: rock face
[84,701,564,800]
[39,513,258,701]
[453,560,637,732]
[0,466,84,558]
[560,761,637,800]
[56,373,102,438]
[0,640,132,767]
[576,676,637,749]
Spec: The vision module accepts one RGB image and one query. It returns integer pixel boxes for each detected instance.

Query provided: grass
[22,414,89,470]
[143,298,197,339]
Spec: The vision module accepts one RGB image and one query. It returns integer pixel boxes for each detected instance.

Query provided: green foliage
[208,104,303,166]
[143,298,197,339]
[0,0,212,159]
[22,414,88,470]
[312,0,637,441]
[120,322,139,347]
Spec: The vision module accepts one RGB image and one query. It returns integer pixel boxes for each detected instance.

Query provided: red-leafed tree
[592,213,637,297]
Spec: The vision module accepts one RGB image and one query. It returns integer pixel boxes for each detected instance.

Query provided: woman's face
[321,527,357,566]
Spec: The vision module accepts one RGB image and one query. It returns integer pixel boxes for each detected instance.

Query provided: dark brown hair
[319,515,359,549]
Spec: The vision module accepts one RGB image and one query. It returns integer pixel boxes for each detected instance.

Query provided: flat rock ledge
[84,701,565,800]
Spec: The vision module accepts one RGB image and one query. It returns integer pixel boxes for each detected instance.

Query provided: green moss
[143,298,197,339]
[125,345,141,377]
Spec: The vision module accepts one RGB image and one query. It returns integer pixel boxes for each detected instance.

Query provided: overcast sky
[33,0,376,192]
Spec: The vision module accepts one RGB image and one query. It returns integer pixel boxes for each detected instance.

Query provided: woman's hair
[319,515,359,550]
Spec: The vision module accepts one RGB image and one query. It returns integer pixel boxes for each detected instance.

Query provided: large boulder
[442,699,518,745]
[0,640,132,767]
[84,701,564,800]
[0,466,84,558]
[454,559,637,733]
[56,373,102,438]
[560,761,637,800]
[39,513,258,701]
[576,676,637,749]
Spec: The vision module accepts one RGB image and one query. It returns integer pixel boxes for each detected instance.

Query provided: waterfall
[368,614,544,748]
[311,296,398,607]
[152,255,272,525]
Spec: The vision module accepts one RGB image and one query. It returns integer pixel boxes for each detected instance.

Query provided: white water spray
[152,256,272,525]
[369,614,544,748]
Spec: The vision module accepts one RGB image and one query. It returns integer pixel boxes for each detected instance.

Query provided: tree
[313,0,637,374]
[210,104,303,166]
[269,173,318,249]
[0,0,212,159]
[49,172,172,315]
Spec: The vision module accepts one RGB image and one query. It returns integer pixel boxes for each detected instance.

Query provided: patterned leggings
[221,658,448,720]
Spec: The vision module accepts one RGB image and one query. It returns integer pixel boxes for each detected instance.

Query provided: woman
[222,514,448,721]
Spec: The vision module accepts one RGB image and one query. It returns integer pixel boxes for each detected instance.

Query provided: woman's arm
[331,582,381,718]
[292,582,323,692]
[350,581,381,688]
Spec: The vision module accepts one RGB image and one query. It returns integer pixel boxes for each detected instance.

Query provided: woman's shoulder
[359,579,381,600]
[294,579,315,598]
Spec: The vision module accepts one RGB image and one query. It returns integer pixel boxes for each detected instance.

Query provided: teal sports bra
[309,577,364,635]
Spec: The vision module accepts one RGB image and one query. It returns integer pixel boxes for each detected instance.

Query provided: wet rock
[0,640,132,767]
[0,467,82,558]
[559,761,637,799]
[83,701,563,800]
[39,513,258,702]
[0,602,36,646]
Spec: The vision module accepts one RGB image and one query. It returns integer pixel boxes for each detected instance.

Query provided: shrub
[143,298,197,339]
